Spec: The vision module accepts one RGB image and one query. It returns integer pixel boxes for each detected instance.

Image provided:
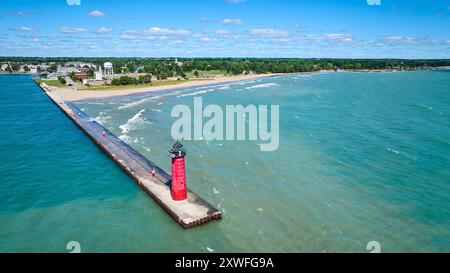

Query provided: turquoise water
[1,72,449,252]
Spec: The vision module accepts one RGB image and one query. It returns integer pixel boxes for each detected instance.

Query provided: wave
[415,104,433,111]
[177,88,216,98]
[386,147,400,154]
[118,96,161,110]
[245,83,280,90]
[94,115,111,125]
[119,109,148,134]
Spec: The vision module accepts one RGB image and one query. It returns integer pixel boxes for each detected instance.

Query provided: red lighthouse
[169,141,188,201]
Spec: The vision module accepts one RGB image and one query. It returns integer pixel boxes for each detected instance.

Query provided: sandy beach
[45,74,284,102]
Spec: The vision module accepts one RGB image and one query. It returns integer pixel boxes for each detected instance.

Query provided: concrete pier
[34,80,222,229]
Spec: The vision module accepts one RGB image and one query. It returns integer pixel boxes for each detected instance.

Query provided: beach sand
[48,74,283,102]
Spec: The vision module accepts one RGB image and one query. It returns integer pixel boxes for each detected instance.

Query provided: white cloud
[249,28,290,39]
[380,35,417,45]
[60,27,88,33]
[10,26,38,32]
[89,10,106,17]
[222,19,243,26]
[199,36,218,42]
[170,40,184,45]
[227,0,246,3]
[98,27,112,33]
[366,0,381,6]
[311,33,355,42]
[144,27,191,36]
[301,33,355,44]
[216,30,232,37]
[66,0,81,6]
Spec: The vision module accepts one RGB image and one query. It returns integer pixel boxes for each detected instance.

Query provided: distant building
[39,64,49,71]
[175,58,183,67]
[82,79,105,86]
[104,62,114,75]
[94,70,103,81]
[74,72,88,80]
[57,66,78,75]
[29,65,38,74]
[65,61,95,68]
[79,65,91,73]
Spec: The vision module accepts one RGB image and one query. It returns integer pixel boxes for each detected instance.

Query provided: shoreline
[46,73,287,102]
[29,67,450,102]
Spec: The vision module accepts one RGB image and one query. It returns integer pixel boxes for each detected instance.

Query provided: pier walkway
[36,81,221,229]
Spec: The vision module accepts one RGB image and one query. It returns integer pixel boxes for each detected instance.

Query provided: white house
[94,70,103,81]
[57,66,78,75]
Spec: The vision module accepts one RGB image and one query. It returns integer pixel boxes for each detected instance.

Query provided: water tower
[104,62,113,75]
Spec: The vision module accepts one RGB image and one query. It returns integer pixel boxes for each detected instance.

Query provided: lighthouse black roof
[169,140,186,158]
[173,140,183,149]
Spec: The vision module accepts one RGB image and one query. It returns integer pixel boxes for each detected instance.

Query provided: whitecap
[119,109,148,134]
[94,115,111,125]
[206,247,214,252]
[245,83,280,90]
[386,147,400,154]
[217,85,231,90]
[118,96,161,110]
[177,88,216,98]
[213,188,219,194]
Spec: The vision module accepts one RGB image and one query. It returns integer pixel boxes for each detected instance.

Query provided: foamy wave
[245,83,280,90]
[386,147,400,154]
[94,115,111,125]
[119,109,148,134]
[217,85,231,90]
[177,88,221,98]
[118,96,161,110]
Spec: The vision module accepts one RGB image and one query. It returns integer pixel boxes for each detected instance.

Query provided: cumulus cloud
[89,10,106,17]
[60,27,88,33]
[305,33,355,43]
[216,30,232,37]
[66,0,81,6]
[222,19,243,26]
[378,35,418,46]
[144,27,191,36]
[199,36,218,42]
[97,27,112,33]
[9,26,38,32]
[170,40,184,45]
[227,0,246,3]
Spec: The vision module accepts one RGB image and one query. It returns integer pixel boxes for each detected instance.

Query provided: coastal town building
[74,72,88,80]
[94,70,103,81]
[57,66,78,75]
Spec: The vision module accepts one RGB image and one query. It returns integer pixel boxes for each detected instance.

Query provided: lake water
[1,71,449,252]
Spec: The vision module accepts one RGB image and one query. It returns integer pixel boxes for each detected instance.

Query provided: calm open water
[1,71,449,252]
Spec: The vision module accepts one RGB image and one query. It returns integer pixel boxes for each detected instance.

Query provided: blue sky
[0,0,449,58]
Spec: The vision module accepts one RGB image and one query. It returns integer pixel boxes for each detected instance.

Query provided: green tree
[58,76,66,85]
